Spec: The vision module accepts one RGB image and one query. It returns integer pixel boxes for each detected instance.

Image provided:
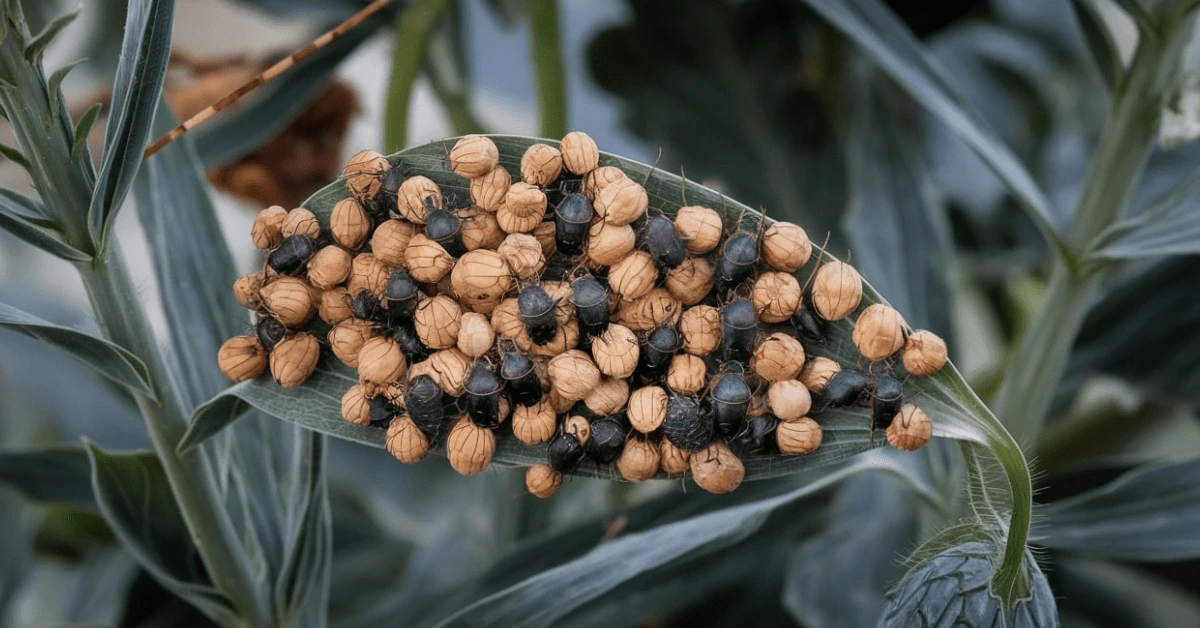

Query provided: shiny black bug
[570,276,610,340]
[406,375,446,440]
[267,234,315,275]
[820,369,870,409]
[714,232,758,294]
[639,326,679,378]
[719,298,757,364]
[662,393,713,451]
[465,362,504,429]
[518,285,558,345]
[548,432,585,473]
[384,268,420,323]
[350,290,387,323]
[425,204,466,257]
[501,352,543,406]
[368,396,396,428]
[584,418,627,464]
[791,307,826,345]
[740,413,779,455]
[645,214,686,271]
[870,375,903,430]
[710,371,752,437]
[555,193,593,255]
[255,316,287,352]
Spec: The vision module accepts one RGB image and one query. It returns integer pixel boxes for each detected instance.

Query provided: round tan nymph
[307,246,352,290]
[512,399,557,445]
[346,253,390,298]
[665,256,715,306]
[751,333,806,382]
[260,277,314,327]
[761,222,812,272]
[520,143,563,186]
[233,272,264,310]
[679,305,721,356]
[446,416,495,476]
[252,205,287,249]
[628,385,668,433]
[470,166,511,211]
[396,175,442,224]
[449,135,500,179]
[451,249,513,306]
[852,304,907,362]
[413,295,463,349]
[330,198,372,250]
[505,182,548,218]
[496,200,545,234]
[370,219,417,266]
[658,439,691,475]
[490,298,523,340]
[459,207,506,251]
[673,206,723,254]
[409,349,471,396]
[902,330,948,376]
[608,251,658,301]
[456,312,495,358]
[386,416,430,464]
[595,178,647,225]
[319,287,353,324]
[547,350,601,401]
[585,222,636,268]
[340,384,371,426]
[776,417,822,455]
[616,288,682,332]
[218,336,267,382]
[752,272,802,323]
[560,131,600,175]
[525,465,563,498]
[616,437,660,483]
[341,149,389,200]
[358,337,406,393]
[690,441,744,494]
[667,354,707,396]
[799,356,841,393]
[405,234,454,284]
[811,261,862,321]
[531,219,558,256]
[329,319,375,368]
[768,380,812,422]
[564,415,591,445]
[497,233,545,280]
[582,166,627,200]
[280,208,320,240]
[591,324,639,378]
[269,333,320,388]
[584,377,630,416]
[887,404,932,451]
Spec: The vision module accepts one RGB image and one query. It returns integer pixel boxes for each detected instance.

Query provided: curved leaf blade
[1033,456,1200,561]
[0,300,153,396]
[88,0,174,250]
[192,135,995,481]
[22,6,80,62]
[0,446,96,512]
[1089,166,1200,260]
[798,0,1071,263]
[0,189,92,261]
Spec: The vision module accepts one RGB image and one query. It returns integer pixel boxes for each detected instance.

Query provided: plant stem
[79,244,273,628]
[529,0,566,138]
[385,0,454,152]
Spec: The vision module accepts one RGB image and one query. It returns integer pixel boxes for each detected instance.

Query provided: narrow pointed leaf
[0,446,96,512]
[797,0,1071,262]
[1033,456,1200,561]
[83,443,239,626]
[190,135,1001,482]
[47,58,85,116]
[22,7,81,62]
[1069,0,1122,92]
[0,189,91,261]
[1089,166,1200,259]
[0,140,29,169]
[70,103,102,164]
[88,0,174,250]
[0,300,153,396]
[273,432,331,624]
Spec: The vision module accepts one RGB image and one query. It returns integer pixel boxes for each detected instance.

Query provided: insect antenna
[143,0,392,159]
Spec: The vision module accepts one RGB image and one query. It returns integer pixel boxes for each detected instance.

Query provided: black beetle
[384,268,420,323]
[791,307,825,345]
[646,214,687,271]
[351,290,387,323]
[267,234,315,275]
[555,193,593,255]
[741,413,779,455]
[820,369,870,409]
[406,375,446,440]
[465,362,504,428]
[719,299,757,363]
[871,375,904,430]
[662,393,713,451]
[518,285,558,345]
[501,352,543,406]
[710,371,752,437]
[425,204,466,257]
[392,321,431,364]
[585,418,627,464]
[255,316,287,352]
[714,233,758,294]
[570,276,610,340]
[548,432,585,473]
[639,326,679,378]
[368,396,396,428]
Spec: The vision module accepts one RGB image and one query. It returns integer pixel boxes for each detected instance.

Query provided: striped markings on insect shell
[220,131,946,498]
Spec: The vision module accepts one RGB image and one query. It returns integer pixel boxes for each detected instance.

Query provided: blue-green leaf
[0,446,96,512]
[84,443,239,626]
[0,140,29,169]
[273,432,331,624]
[798,0,1071,263]
[0,300,152,396]
[878,542,1058,627]
[70,103,101,164]
[22,6,80,62]
[1033,456,1200,561]
[88,0,174,251]
[0,188,92,261]
[1089,166,1200,260]
[1069,0,1122,92]
[47,58,85,116]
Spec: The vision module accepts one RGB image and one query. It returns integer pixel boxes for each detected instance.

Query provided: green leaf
[0,140,29,169]
[0,446,96,512]
[385,0,454,151]
[878,542,1058,627]
[797,0,1072,264]
[529,0,566,138]
[83,443,240,626]
[587,0,848,241]
[0,300,153,396]
[1069,0,1123,92]
[88,0,174,252]
[1110,0,1159,41]
[1033,456,1200,561]
[843,72,956,342]
[1088,166,1200,260]
[70,102,101,164]
[426,459,915,628]
[47,57,85,117]
[188,135,1003,482]
[193,13,386,166]
[273,432,332,624]
[21,6,80,63]
[0,188,92,261]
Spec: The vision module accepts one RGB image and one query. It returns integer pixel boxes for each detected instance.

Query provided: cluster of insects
[217,132,947,497]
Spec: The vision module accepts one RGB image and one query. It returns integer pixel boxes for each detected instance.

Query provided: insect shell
[465,361,506,429]
[383,268,421,324]
[738,413,779,456]
[791,307,826,345]
[393,321,432,365]
[870,374,903,431]
[424,203,467,257]
[638,325,680,379]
